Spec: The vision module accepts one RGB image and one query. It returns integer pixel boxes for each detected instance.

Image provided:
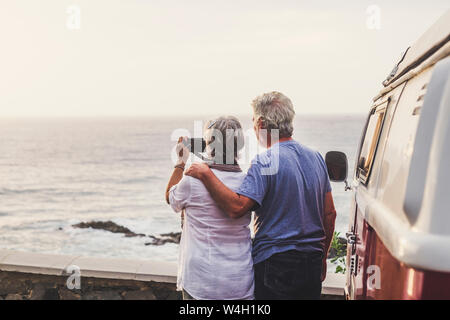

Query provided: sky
[0,1,448,117]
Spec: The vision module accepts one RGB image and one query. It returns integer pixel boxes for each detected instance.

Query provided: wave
[117,177,159,184]
[0,188,101,197]
[118,158,152,162]
[0,188,57,195]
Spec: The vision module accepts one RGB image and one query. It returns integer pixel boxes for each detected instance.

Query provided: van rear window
[357,102,388,184]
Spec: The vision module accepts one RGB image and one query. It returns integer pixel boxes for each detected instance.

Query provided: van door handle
[346,232,357,245]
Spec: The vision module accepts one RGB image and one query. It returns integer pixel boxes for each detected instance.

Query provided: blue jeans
[254,250,323,300]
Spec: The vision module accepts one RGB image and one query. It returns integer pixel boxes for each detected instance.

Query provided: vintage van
[326,10,450,299]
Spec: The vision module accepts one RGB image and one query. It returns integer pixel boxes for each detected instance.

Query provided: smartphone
[182,138,206,154]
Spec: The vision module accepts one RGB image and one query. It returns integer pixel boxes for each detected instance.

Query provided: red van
[326,10,450,299]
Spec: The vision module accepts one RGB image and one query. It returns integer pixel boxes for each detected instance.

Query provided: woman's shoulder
[210,168,246,177]
[171,174,201,196]
[210,169,246,188]
[178,174,204,188]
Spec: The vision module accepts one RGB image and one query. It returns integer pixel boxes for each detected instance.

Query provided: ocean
[0,115,365,262]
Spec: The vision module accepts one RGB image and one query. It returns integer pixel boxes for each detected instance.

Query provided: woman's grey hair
[204,116,244,164]
[252,91,295,138]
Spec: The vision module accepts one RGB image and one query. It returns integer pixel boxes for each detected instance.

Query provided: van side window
[357,103,388,184]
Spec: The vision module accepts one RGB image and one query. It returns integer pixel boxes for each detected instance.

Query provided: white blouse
[169,169,254,300]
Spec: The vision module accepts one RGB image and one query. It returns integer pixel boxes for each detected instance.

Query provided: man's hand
[185,163,211,181]
[321,258,327,282]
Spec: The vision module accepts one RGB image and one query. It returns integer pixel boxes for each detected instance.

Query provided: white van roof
[383,10,450,87]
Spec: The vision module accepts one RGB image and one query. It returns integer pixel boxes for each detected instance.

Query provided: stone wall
[0,249,180,300]
[0,270,180,300]
[0,249,344,300]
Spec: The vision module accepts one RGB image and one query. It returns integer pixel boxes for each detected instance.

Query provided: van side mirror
[325,151,351,191]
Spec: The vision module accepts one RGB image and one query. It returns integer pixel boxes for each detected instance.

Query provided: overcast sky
[0,1,448,117]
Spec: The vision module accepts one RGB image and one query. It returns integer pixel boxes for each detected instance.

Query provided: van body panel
[355,190,450,273]
[377,67,433,223]
[412,57,450,235]
[365,228,450,300]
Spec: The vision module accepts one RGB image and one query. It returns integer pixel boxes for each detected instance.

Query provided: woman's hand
[176,136,190,166]
[165,137,189,204]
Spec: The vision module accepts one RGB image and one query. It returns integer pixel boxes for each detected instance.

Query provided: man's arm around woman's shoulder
[185,163,255,219]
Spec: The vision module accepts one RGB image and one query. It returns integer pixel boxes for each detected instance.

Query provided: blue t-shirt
[237,140,332,265]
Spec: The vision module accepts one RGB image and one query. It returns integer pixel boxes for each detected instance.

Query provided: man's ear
[256,118,264,129]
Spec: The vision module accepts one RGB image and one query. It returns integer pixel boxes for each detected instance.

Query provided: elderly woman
[164,116,254,300]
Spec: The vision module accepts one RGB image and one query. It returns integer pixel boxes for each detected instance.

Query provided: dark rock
[161,232,181,243]
[122,289,156,300]
[58,289,81,300]
[0,273,30,296]
[145,232,181,246]
[150,282,180,299]
[150,283,170,299]
[43,288,60,300]
[5,294,24,300]
[30,284,47,300]
[30,284,60,300]
[72,221,146,238]
[83,290,122,300]
[166,290,182,300]
[72,220,181,246]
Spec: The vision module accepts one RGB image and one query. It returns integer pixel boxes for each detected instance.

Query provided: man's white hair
[252,91,295,138]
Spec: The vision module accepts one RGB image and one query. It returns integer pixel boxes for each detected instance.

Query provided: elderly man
[185,91,336,300]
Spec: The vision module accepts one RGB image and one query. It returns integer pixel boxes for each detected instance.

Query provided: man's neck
[267,136,293,148]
